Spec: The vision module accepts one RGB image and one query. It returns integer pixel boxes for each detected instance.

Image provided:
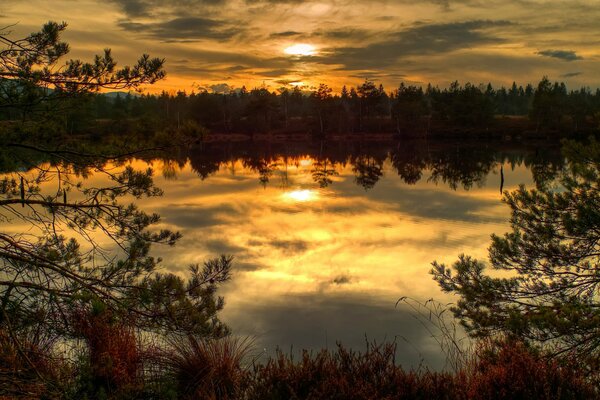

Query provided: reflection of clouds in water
[223,293,453,370]
[157,203,243,229]
[137,157,534,368]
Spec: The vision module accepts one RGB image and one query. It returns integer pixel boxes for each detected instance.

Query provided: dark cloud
[560,71,582,78]
[260,68,297,77]
[159,47,294,77]
[270,239,310,255]
[224,293,454,370]
[331,274,352,285]
[118,16,241,41]
[274,79,299,86]
[226,65,251,72]
[269,27,372,43]
[269,30,302,38]
[111,0,226,18]
[159,203,242,229]
[537,49,583,61]
[203,237,247,255]
[347,71,407,80]
[312,27,371,40]
[209,83,234,93]
[247,238,311,255]
[234,261,263,271]
[311,20,512,70]
[318,183,502,224]
[356,231,487,252]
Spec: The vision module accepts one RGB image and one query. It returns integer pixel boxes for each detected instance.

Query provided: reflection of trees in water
[311,158,339,188]
[524,148,564,188]
[427,145,495,190]
[390,142,427,185]
[352,155,385,191]
[242,158,280,187]
[6,138,565,192]
[181,140,565,191]
[189,150,221,180]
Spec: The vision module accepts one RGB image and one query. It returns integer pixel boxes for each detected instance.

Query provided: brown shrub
[0,327,66,399]
[72,308,141,393]
[244,340,598,400]
[246,342,463,400]
[163,335,253,399]
[467,340,596,400]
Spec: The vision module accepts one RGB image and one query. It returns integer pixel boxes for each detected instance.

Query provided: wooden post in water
[20,177,24,208]
[500,165,505,195]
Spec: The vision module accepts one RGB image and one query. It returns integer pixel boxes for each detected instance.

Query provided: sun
[284,44,316,56]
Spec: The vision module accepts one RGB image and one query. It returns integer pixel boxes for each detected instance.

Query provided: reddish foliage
[0,328,64,398]
[72,309,140,391]
[247,342,462,399]
[245,341,597,400]
[467,340,595,400]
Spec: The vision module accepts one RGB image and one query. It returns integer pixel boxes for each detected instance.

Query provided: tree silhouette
[310,83,333,134]
[0,21,164,113]
[431,138,600,365]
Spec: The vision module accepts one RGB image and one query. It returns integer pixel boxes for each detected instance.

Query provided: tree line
[6,77,598,137]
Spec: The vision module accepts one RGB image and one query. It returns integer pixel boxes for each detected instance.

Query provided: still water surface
[4,139,560,369]
[130,140,552,369]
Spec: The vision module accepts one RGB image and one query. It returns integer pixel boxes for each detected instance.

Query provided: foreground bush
[246,342,460,400]
[0,327,67,399]
[71,308,142,399]
[2,328,596,399]
[162,336,253,400]
[467,340,595,400]
[244,340,597,400]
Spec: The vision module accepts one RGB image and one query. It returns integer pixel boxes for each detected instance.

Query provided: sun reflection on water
[283,189,318,202]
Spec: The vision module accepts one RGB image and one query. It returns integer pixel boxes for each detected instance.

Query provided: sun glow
[284,44,316,56]
[283,189,318,202]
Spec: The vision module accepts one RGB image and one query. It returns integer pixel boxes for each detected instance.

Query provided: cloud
[536,49,583,61]
[118,16,241,41]
[110,0,226,18]
[247,238,312,255]
[312,27,371,41]
[331,274,352,285]
[311,20,512,70]
[560,71,582,78]
[202,237,247,255]
[209,83,234,93]
[224,293,454,369]
[259,68,297,77]
[269,30,302,38]
[158,203,242,229]
[270,239,311,255]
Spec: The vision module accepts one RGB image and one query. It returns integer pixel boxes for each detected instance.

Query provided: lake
[2,137,564,370]
[127,138,561,369]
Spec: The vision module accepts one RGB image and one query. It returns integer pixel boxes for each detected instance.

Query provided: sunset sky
[2,0,599,93]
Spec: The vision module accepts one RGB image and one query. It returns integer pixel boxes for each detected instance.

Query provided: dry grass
[71,308,142,395]
[162,335,254,400]
[244,339,597,400]
[2,301,596,399]
[0,327,67,399]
